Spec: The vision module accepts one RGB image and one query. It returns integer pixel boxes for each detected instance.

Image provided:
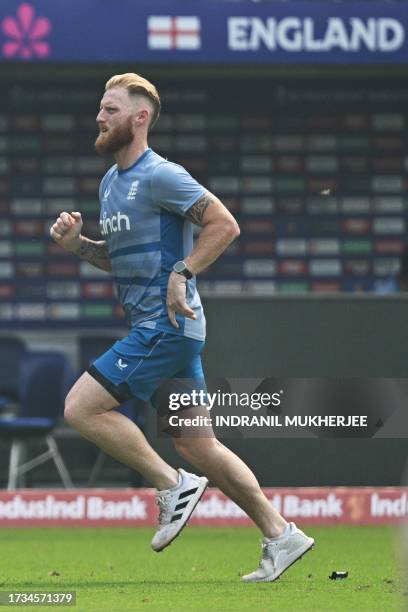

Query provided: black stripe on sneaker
[179,487,198,500]
[175,501,189,511]
[171,513,183,522]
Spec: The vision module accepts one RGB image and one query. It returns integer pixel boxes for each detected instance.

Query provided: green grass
[0,526,404,611]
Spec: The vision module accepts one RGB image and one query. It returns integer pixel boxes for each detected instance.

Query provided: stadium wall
[1,296,405,488]
[145,295,408,488]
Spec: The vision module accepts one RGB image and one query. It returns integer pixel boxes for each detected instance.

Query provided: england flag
[147,16,201,50]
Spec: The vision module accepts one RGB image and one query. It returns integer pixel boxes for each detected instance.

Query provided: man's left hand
[166,272,196,329]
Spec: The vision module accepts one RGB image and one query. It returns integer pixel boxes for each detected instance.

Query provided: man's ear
[136,109,149,126]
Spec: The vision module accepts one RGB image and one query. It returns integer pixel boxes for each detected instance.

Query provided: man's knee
[64,371,118,429]
[64,387,92,428]
[174,436,219,461]
[64,389,81,427]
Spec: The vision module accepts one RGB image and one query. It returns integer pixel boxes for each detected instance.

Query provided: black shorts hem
[87,365,134,404]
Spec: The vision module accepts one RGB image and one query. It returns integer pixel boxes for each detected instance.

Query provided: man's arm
[166,191,239,328]
[69,235,112,272]
[50,211,112,272]
[183,191,240,274]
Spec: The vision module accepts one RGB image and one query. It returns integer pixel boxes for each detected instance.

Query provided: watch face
[173,261,193,278]
[173,261,186,273]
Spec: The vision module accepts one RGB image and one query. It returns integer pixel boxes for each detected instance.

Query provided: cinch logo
[148,16,201,50]
[228,17,405,53]
[100,211,131,236]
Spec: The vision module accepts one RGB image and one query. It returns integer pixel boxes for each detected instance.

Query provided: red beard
[95,117,134,155]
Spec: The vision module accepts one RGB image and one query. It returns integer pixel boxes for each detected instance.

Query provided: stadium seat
[0,351,74,490]
[0,336,26,408]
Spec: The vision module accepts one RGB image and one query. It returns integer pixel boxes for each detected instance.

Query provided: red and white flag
[147,16,201,50]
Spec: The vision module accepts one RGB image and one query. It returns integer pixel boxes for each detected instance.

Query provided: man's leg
[171,418,314,582]
[173,434,287,538]
[65,372,178,490]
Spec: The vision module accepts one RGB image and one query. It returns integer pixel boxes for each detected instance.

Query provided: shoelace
[156,492,172,525]
[260,540,278,572]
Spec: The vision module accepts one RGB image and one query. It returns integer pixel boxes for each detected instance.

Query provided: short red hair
[105,73,161,130]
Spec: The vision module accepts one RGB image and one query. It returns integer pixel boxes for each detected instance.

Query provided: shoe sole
[153,476,209,552]
[242,539,315,583]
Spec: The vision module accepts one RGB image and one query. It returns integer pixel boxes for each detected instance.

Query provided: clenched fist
[50,211,83,250]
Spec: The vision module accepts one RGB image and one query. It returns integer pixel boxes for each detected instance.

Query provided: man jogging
[50,72,314,582]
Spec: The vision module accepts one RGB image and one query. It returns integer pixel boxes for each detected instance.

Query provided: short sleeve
[151,162,207,216]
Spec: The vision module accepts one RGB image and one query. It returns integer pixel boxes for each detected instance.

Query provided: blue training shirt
[98,148,206,341]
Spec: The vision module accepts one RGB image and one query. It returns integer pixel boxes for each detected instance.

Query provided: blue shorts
[87,327,206,411]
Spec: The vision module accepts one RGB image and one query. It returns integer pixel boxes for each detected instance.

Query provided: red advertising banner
[0,487,406,528]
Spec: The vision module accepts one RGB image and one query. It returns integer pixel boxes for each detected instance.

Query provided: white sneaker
[151,468,208,552]
[242,522,314,583]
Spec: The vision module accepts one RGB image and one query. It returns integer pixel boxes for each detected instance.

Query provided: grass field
[0,526,404,611]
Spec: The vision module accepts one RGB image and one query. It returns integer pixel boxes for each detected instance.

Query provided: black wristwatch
[173,260,193,279]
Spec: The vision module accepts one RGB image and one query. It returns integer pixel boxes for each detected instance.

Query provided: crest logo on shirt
[127,181,139,200]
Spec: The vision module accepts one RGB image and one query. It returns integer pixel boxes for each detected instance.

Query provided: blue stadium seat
[0,351,74,490]
[0,336,26,408]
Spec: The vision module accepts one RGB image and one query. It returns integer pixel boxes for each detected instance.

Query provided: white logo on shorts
[115,359,129,371]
